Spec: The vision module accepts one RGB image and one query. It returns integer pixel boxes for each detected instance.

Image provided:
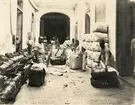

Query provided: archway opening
[40,13,70,44]
[85,14,90,34]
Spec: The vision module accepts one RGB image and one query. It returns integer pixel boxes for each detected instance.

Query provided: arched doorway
[85,14,90,34]
[40,13,70,44]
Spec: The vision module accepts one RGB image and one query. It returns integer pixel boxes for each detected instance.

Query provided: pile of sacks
[81,22,109,68]
[0,50,33,103]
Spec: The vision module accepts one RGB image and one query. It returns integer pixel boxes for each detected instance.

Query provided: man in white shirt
[27,36,33,55]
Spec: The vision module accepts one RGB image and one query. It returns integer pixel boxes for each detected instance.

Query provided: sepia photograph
[0,0,134,104]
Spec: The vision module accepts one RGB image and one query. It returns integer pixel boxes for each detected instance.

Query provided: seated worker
[62,36,71,49]
[71,39,80,52]
[98,39,114,71]
[38,41,46,63]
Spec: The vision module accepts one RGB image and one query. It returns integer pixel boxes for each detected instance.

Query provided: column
[70,19,76,40]
[34,18,40,45]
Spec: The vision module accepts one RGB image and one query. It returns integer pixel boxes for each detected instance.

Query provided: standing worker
[131,38,135,72]
[80,47,87,71]
[98,39,114,71]
[16,36,21,52]
[27,36,33,55]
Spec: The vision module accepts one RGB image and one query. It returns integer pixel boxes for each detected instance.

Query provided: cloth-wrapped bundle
[0,55,9,62]
[91,51,100,63]
[28,63,46,87]
[87,51,93,60]
[0,75,7,87]
[1,81,17,101]
[5,53,14,58]
[10,55,24,63]
[93,22,108,33]
[92,32,109,43]
[91,66,120,88]
[69,53,82,70]
[50,57,66,65]
[87,59,99,68]
[12,72,22,93]
[81,34,92,42]
[0,60,14,70]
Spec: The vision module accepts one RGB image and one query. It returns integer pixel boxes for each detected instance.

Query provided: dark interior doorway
[85,14,90,34]
[40,13,70,44]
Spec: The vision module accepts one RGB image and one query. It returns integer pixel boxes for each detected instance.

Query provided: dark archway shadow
[40,12,70,44]
[85,14,90,34]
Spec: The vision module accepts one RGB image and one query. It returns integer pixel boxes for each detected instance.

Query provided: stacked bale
[0,50,33,103]
[81,22,109,68]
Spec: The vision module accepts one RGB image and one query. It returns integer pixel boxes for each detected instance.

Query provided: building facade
[0,0,135,76]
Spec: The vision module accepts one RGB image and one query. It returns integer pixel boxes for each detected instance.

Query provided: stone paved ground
[13,65,135,105]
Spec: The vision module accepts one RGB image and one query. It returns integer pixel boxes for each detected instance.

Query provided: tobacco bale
[0,75,7,87]
[10,55,24,63]
[1,81,16,101]
[93,22,108,33]
[87,51,93,60]
[81,34,92,42]
[91,42,100,52]
[12,73,22,93]
[21,64,32,84]
[5,53,14,58]
[0,55,9,62]
[92,32,109,43]
[92,51,100,63]
[29,63,46,87]
[87,59,100,68]
[87,59,93,68]
[0,60,14,70]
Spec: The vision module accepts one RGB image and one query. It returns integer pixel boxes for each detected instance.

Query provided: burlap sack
[91,42,109,52]
[91,42,100,52]
[87,59,93,68]
[93,22,108,33]
[2,81,16,101]
[87,59,99,68]
[86,43,93,50]
[81,42,88,49]
[81,34,92,42]
[92,32,109,42]
[69,53,82,70]
[87,51,93,60]
[92,51,100,63]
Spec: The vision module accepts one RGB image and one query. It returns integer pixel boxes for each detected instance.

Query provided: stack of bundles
[50,46,66,65]
[81,34,93,42]
[93,22,108,33]
[91,66,120,88]
[0,75,7,88]
[69,52,82,70]
[22,64,32,84]
[10,55,24,63]
[62,40,71,49]
[87,22,109,68]
[1,81,17,101]
[20,55,33,64]
[12,72,22,93]
[0,60,14,73]
[28,63,46,87]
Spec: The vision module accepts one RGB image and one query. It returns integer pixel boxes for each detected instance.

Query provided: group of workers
[26,35,114,71]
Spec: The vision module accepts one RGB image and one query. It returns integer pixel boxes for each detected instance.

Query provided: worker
[98,39,114,71]
[27,36,33,55]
